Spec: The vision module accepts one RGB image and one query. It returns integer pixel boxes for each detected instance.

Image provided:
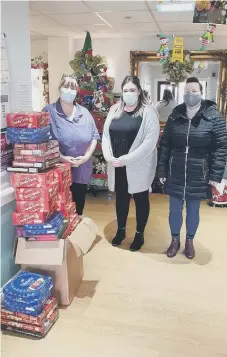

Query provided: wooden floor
[1,194,227,357]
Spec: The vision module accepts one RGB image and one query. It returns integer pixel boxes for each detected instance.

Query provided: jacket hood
[171,100,219,121]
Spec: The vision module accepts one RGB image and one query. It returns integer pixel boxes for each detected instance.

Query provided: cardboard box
[15,218,99,306]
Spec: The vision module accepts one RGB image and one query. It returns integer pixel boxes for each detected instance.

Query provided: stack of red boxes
[6,112,60,172]
[11,171,58,226]
[5,111,80,240]
[53,163,80,238]
[1,296,58,339]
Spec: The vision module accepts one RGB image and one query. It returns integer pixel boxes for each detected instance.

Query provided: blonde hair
[58,74,78,90]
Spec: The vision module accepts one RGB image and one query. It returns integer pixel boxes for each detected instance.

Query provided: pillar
[1,0,32,286]
[47,36,75,102]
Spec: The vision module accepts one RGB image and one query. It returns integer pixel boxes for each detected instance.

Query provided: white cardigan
[102,104,160,194]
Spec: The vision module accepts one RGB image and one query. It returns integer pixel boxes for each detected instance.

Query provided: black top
[109,110,143,158]
[157,100,227,201]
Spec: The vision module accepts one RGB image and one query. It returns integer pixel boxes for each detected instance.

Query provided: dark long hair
[114,75,151,118]
[162,89,174,106]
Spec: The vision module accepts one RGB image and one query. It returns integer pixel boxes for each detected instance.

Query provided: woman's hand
[112,159,125,168]
[159,178,166,184]
[72,155,89,167]
[60,155,77,165]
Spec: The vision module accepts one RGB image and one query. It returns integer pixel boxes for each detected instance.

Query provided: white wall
[31,35,225,94]
[31,39,48,59]
[2,1,32,112]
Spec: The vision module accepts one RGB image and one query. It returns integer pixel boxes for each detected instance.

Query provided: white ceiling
[29,0,227,40]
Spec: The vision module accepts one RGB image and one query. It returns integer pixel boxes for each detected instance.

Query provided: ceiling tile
[71,24,113,33]
[48,13,102,26]
[160,22,206,32]
[29,1,91,14]
[30,15,62,28]
[152,9,194,23]
[84,1,147,12]
[35,27,72,36]
[115,22,158,32]
[29,9,41,15]
[100,10,153,24]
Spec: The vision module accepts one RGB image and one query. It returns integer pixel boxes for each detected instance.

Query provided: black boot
[112,228,126,247]
[167,237,180,258]
[185,239,195,259]
[130,232,144,252]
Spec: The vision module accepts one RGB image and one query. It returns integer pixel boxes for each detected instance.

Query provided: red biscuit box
[1,309,59,334]
[1,297,58,326]
[15,181,58,202]
[14,140,58,151]
[16,196,56,213]
[6,112,50,128]
[11,171,54,188]
[62,202,76,218]
[14,146,59,157]
[14,152,60,163]
[12,212,49,225]
[52,163,72,191]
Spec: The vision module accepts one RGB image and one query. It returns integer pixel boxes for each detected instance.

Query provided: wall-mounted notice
[1,33,10,129]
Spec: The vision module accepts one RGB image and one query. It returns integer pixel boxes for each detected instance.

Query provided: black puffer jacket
[157,100,227,200]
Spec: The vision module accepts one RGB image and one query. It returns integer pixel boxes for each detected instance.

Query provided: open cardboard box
[14,218,99,306]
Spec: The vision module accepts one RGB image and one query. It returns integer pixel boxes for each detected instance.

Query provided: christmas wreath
[162,53,194,86]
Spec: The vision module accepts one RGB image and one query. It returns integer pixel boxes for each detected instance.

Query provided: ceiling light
[157,3,194,12]
[95,12,112,28]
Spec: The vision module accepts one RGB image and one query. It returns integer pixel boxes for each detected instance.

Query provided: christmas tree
[70,32,115,188]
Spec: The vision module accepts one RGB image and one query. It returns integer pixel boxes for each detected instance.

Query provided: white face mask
[123,92,139,106]
[60,87,77,103]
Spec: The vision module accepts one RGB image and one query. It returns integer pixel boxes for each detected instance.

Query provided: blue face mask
[60,88,77,103]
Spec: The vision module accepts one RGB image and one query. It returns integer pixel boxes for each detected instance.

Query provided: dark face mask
[183,93,202,107]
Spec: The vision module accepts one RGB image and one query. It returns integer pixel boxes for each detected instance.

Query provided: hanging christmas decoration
[171,36,184,63]
[199,23,216,51]
[157,33,174,63]
[162,53,194,86]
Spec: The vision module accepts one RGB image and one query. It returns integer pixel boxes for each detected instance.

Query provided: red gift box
[14,152,60,163]
[1,309,59,335]
[212,186,227,204]
[52,163,72,192]
[12,212,50,225]
[14,141,59,155]
[6,112,50,128]
[61,202,76,218]
[16,196,56,213]
[1,297,58,326]
[11,170,54,188]
[15,181,58,202]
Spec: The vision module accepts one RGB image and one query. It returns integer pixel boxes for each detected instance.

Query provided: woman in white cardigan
[102,76,160,251]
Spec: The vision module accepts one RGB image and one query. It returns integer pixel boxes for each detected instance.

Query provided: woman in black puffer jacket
[158,77,227,259]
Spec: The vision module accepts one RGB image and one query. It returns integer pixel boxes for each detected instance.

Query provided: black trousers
[71,183,87,216]
[115,167,150,233]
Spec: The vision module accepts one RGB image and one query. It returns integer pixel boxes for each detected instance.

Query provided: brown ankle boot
[185,239,195,259]
[167,237,180,258]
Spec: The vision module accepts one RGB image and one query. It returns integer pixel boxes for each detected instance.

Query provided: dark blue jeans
[169,196,201,239]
